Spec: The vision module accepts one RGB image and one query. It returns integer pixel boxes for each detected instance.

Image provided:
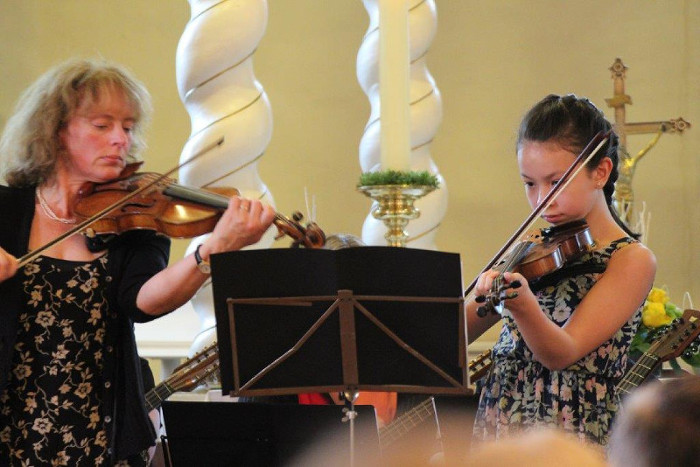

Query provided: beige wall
[1,1,698,347]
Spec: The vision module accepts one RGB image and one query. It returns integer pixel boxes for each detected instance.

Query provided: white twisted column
[357,0,447,249]
[176,0,275,355]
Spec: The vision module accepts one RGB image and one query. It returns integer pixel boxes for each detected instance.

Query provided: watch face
[198,262,211,274]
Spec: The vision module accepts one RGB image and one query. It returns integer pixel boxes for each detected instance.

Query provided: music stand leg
[341,390,359,467]
[161,435,172,467]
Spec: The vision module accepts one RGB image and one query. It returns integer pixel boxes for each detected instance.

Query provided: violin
[19,157,325,267]
[464,129,612,317]
[73,162,326,250]
[475,220,595,317]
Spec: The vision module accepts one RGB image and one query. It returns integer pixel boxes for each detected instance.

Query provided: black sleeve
[139,357,156,393]
[109,230,171,323]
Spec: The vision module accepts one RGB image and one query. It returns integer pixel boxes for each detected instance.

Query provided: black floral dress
[473,238,644,446]
[0,254,145,466]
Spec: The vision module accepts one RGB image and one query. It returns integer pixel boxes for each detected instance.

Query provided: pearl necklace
[36,188,76,224]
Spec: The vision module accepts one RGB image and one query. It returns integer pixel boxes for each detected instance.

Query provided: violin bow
[18,137,225,267]
[463,130,611,299]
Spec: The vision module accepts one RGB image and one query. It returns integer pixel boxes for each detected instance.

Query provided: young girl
[467,94,656,445]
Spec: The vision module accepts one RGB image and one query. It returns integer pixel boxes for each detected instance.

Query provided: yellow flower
[642,301,673,328]
[646,287,669,304]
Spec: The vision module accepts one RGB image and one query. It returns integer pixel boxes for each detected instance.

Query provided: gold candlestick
[357,184,435,247]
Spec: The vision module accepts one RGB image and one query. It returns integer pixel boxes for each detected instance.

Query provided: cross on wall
[604,57,691,224]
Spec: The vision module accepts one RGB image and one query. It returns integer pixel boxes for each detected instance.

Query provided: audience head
[609,375,700,467]
[468,428,607,467]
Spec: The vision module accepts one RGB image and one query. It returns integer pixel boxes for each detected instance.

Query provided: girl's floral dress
[473,238,644,446]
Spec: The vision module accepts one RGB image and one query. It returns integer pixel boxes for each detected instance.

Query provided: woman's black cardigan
[0,185,171,461]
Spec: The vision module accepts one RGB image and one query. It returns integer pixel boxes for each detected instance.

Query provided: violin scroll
[273,211,326,249]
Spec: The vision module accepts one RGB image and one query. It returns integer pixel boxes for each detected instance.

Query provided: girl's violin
[72,162,326,250]
[464,130,611,317]
[475,220,595,317]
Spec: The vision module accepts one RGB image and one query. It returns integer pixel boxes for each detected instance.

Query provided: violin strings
[488,241,532,304]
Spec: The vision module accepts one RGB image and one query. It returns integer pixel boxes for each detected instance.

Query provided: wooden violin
[465,130,612,317]
[18,139,325,267]
[475,220,595,316]
[73,163,326,250]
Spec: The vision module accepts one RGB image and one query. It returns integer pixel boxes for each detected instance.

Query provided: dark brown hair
[517,94,636,237]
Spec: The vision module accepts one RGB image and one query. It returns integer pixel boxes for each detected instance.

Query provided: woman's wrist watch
[194,244,211,274]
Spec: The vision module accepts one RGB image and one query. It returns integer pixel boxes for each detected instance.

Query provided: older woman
[0,58,275,465]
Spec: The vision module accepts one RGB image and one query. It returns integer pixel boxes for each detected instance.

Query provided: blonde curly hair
[0,58,152,187]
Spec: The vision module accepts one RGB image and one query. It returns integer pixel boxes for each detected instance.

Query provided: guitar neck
[379,397,435,449]
[142,342,220,412]
[379,348,494,448]
[615,351,661,396]
[145,381,177,412]
[616,310,700,397]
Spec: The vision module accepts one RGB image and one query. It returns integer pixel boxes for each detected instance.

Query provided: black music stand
[210,247,470,463]
[161,400,380,466]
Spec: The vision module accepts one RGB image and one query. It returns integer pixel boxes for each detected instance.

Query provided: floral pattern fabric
[0,255,112,465]
[473,238,643,446]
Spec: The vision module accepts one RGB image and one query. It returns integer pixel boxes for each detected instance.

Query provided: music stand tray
[210,247,471,398]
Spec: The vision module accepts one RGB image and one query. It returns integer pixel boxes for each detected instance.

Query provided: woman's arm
[136,197,275,316]
[0,247,18,283]
[502,243,656,370]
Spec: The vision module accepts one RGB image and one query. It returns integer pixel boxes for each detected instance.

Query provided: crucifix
[605,57,691,225]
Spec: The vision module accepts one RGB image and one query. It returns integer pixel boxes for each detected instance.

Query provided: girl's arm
[466,293,502,343]
[500,243,656,370]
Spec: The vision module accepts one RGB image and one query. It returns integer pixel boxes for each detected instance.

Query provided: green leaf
[358,170,440,188]
[665,302,683,319]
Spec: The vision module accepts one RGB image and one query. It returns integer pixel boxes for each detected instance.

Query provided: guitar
[378,349,493,449]
[144,341,220,411]
[616,308,700,397]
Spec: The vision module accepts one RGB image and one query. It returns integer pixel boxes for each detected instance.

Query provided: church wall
[1,1,697,349]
